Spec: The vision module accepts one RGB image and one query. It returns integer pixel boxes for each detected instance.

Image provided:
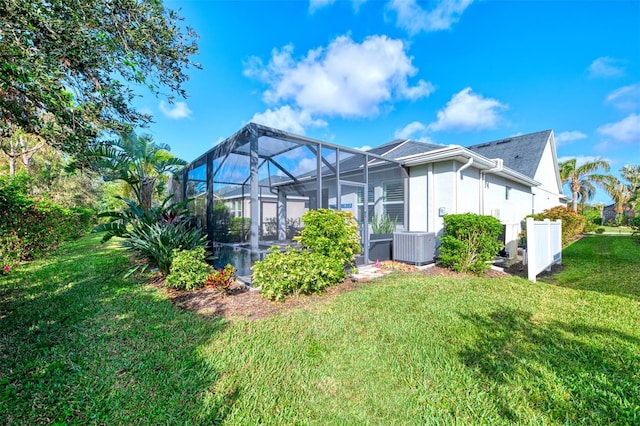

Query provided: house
[602,203,635,225]
[177,123,565,275]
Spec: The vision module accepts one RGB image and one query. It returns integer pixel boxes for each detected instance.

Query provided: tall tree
[87,132,186,210]
[0,129,46,176]
[620,164,640,211]
[604,178,632,223]
[0,0,199,156]
[559,158,611,212]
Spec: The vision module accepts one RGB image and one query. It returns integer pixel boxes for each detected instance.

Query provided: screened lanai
[178,123,406,279]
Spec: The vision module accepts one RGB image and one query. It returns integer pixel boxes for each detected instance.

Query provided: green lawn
[1,234,639,424]
[595,225,634,234]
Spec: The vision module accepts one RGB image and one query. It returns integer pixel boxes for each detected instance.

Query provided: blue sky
[137,0,640,204]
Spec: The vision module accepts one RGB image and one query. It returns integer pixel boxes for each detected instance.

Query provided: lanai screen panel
[180,123,406,277]
[185,160,207,229]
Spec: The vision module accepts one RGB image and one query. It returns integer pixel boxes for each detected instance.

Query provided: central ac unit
[393,232,436,265]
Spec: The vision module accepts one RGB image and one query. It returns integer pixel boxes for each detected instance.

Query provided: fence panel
[526,218,562,282]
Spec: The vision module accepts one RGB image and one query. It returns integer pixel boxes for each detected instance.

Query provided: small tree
[295,208,361,268]
[253,209,361,300]
[439,213,503,275]
[82,132,186,210]
[531,206,585,246]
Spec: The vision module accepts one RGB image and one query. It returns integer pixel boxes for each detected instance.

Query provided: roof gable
[466,130,552,179]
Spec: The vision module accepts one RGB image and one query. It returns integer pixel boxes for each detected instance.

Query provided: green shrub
[125,221,208,276]
[295,208,361,268]
[229,217,250,242]
[94,196,208,275]
[252,247,346,301]
[165,247,212,290]
[371,214,397,234]
[439,213,503,275]
[531,206,585,245]
[595,227,605,234]
[0,173,95,267]
[206,264,237,294]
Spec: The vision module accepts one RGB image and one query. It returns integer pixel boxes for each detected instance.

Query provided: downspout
[479,158,504,215]
[456,158,474,213]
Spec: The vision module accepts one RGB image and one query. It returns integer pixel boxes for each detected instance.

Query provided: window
[357,184,374,225]
[230,199,242,217]
[383,180,404,226]
[505,186,511,201]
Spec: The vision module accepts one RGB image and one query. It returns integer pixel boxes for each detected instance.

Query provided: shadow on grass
[459,308,640,424]
[0,235,236,424]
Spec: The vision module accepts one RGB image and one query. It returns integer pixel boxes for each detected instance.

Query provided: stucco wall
[533,140,564,212]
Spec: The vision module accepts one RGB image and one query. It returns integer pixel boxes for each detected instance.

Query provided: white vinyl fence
[525,218,562,282]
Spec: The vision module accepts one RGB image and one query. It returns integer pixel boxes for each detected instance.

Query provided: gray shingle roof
[361,139,443,162]
[466,130,552,179]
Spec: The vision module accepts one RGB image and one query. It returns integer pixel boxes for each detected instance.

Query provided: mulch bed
[156,261,530,321]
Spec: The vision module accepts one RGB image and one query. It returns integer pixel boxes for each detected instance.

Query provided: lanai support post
[249,126,260,262]
[277,190,287,241]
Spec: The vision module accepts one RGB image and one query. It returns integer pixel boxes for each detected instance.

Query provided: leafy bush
[252,247,346,301]
[439,213,503,275]
[1,173,94,267]
[206,264,237,294]
[371,213,397,234]
[531,206,585,245]
[94,196,208,275]
[125,221,208,275]
[165,247,212,290]
[595,227,605,234]
[295,208,361,267]
[229,217,250,242]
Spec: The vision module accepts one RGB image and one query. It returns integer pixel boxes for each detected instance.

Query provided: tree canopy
[559,158,611,212]
[84,131,186,210]
[0,0,199,155]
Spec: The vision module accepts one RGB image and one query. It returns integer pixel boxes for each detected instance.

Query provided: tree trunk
[140,177,156,210]
[571,191,578,212]
[9,157,16,176]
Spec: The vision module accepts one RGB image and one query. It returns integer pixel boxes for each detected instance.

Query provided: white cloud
[158,101,192,119]
[428,87,507,132]
[249,106,327,135]
[354,145,373,151]
[597,113,640,144]
[555,131,587,146]
[388,0,474,35]
[605,83,640,111]
[309,0,366,13]
[244,35,434,120]
[588,57,625,79]
[394,121,427,139]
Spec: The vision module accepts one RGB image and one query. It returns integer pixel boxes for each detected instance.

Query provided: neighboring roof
[366,139,443,161]
[466,130,553,180]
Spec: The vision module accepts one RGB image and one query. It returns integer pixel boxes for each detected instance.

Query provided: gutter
[479,159,504,215]
[456,158,474,213]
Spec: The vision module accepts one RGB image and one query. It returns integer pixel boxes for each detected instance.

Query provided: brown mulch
[155,261,528,321]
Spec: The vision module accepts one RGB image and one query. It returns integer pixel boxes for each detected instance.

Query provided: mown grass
[0,235,228,424]
[2,234,639,424]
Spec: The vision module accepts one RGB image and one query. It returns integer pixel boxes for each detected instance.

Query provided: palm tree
[88,132,187,210]
[559,158,611,212]
[620,164,640,211]
[604,178,632,224]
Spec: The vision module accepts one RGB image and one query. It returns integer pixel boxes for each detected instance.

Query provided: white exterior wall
[533,139,565,212]
[483,174,532,224]
[457,164,481,214]
[433,161,455,236]
[408,164,428,231]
